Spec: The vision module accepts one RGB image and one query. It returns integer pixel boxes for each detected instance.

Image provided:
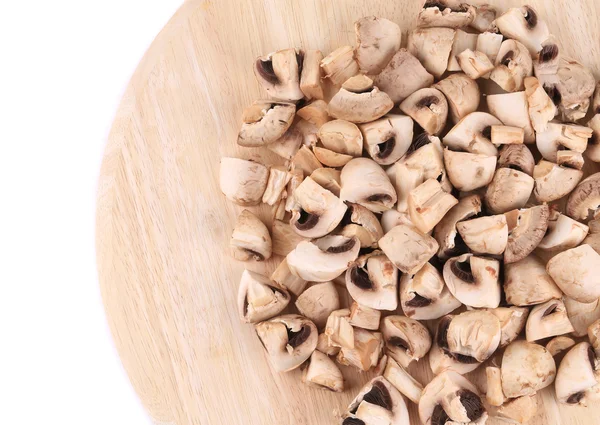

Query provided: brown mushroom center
[287,324,311,348]
[405,292,433,308]
[431,404,451,425]
[350,266,374,290]
[406,132,432,156]
[256,59,279,85]
[450,258,475,283]
[417,95,439,109]
[377,137,396,159]
[366,193,393,203]
[362,381,393,411]
[542,303,558,317]
[295,209,320,231]
[327,238,356,253]
[424,1,467,12]
[296,51,304,78]
[388,336,410,351]
[459,390,484,422]
[481,126,492,140]
[342,418,366,425]
[500,51,514,66]
[567,392,585,404]
[544,84,562,106]
[524,6,538,28]
[539,44,559,63]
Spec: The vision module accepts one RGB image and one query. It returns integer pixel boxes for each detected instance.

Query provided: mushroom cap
[488,306,529,347]
[533,160,583,203]
[286,235,360,282]
[381,315,431,368]
[380,209,413,234]
[399,88,448,136]
[533,36,561,76]
[359,114,413,165]
[505,204,549,264]
[337,327,384,371]
[417,3,476,28]
[346,253,398,311]
[312,147,352,167]
[443,254,501,308]
[495,6,550,54]
[302,350,344,392]
[340,158,397,213]
[547,244,600,303]
[255,314,318,372]
[408,27,456,78]
[448,29,478,73]
[567,172,600,221]
[487,91,535,143]
[538,212,589,251]
[446,310,501,362]
[295,282,340,329]
[346,377,409,425]
[320,45,360,86]
[254,48,304,101]
[311,167,341,197]
[328,77,394,124]
[504,254,563,306]
[526,299,575,342]
[501,340,556,398]
[219,157,269,206]
[546,336,577,358]
[230,209,272,261]
[498,144,535,176]
[492,39,533,91]
[485,168,535,215]
[318,119,363,156]
[435,73,480,124]
[408,178,458,234]
[355,16,402,75]
[341,203,384,249]
[471,5,497,32]
[400,262,461,320]
[379,224,439,274]
[444,149,496,192]
[457,48,495,79]
[237,270,290,323]
[434,194,482,259]
[456,214,508,255]
[238,100,296,147]
[429,315,482,376]
[564,297,600,337]
[536,122,592,162]
[299,51,325,101]
[443,111,500,155]
[546,58,596,122]
[525,75,556,132]
[555,342,600,406]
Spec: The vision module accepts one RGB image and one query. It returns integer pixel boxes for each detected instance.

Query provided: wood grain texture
[96,1,600,424]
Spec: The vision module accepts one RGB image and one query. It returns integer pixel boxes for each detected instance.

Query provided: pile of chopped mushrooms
[220,3,600,425]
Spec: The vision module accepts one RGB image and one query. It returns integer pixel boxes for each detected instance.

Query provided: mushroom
[491,395,539,425]
[341,203,384,249]
[384,357,423,404]
[345,252,398,311]
[284,168,304,212]
[447,30,478,72]
[325,309,354,349]
[290,177,347,238]
[497,144,535,176]
[255,314,318,372]
[557,150,584,170]
[286,235,360,282]
[328,75,394,124]
[491,125,525,145]
[349,302,381,331]
[254,48,304,101]
[434,194,482,259]
[546,336,576,358]
[534,38,561,76]
[417,2,476,28]
[564,297,600,337]
[400,262,462,320]
[589,319,600,357]
[504,254,563,306]
[445,310,501,363]
[268,127,302,161]
[219,157,269,206]
[408,179,458,234]
[380,209,413,234]
[456,214,508,255]
[504,204,550,264]
[587,114,600,162]
[457,49,495,79]
[495,6,550,55]
[271,257,307,296]
[434,73,480,124]
[487,91,535,143]
[486,366,506,407]
[555,342,600,406]
[317,332,341,356]
[340,158,397,213]
[399,88,448,135]
[526,299,575,342]
[311,167,341,197]
[379,224,439,274]
[317,119,363,157]
[355,16,402,75]
[488,306,529,347]
[271,220,308,257]
[566,172,600,221]
[381,315,432,368]
[476,31,503,65]
[533,160,583,203]
[230,209,272,261]
[584,219,600,254]
[302,350,344,392]
[299,50,324,100]
[537,212,589,251]
[443,254,501,308]
[297,100,329,128]
[485,168,534,214]
[501,340,556,398]
[419,371,487,425]
[442,112,500,155]
[429,315,482,375]
[359,114,413,165]
[524,76,556,132]
[547,244,600,303]
[237,270,290,323]
[489,39,533,92]
[295,282,340,329]
[444,149,496,192]
[337,327,384,371]
[262,166,292,205]
[291,145,322,176]
[320,46,359,86]
[471,4,497,32]
[407,27,456,78]
[344,377,409,425]
[535,122,592,162]
[312,146,353,167]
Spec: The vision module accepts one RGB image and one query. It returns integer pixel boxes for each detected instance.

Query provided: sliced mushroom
[255,314,318,372]
[337,327,383,371]
[485,168,534,215]
[268,124,303,160]
[271,220,308,257]
[344,377,409,425]
[444,149,496,192]
[486,366,506,407]
[497,144,535,175]
[312,146,353,167]
[446,310,501,362]
[317,332,341,356]
[219,157,269,206]
[533,160,583,203]
[407,27,456,78]
[360,114,413,165]
[489,306,529,348]
[491,395,539,425]
[318,119,362,157]
[328,75,394,124]
[341,203,384,249]
[557,150,584,170]
[536,122,592,162]
[505,205,549,264]
[501,340,556,398]
[284,168,303,212]
[237,270,290,324]
[471,4,497,32]
[295,282,340,329]
[524,76,556,132]
[457,49,495,79]
[299,49,324,100]
[270,257,307,296]
[504,254,563,306]
[286,235,360,282]
[546,336,576,358]
[429,315,482,375]
[546,244,600,303]
[495,6,550,55]
[589,319,600,357]
[346,252,398,311]
[384,356,423,404]
[487,91,535,143]
[291,145,322,176]
[349,302,381,331]
[526,299,575,342]
[447,30,478,72]
[320,46,359,86]
[355,16,402,75]
[408,179,458,234]
[538,212,589,251]
[555,342,600,406]
[340,158,397,213]
[262,166,291,205]
[230,209,272,261]
[254,48,304,101]
[444,254,501,308]
[302,350,344,392]
[491,125,525,145]
[490,39,533,92]
[399,88,448,136]
[457,214,508,255]
[381,209,412,235]
[442,112,500,155]
[534,38,561,76]
[325,309,354,349]
[379,224,439,274]
[587,114,600,162]
[297,100,329,128]
[417,2,475,28]
[564,297,600,337]
[476,31,503,65]
[584,219,600,255]
[434,194,481,259]
[434,73,480,124]
[566,173,600,221]
[381,315,432,368]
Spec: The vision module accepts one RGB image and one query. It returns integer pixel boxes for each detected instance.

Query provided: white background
[0,1,182,424]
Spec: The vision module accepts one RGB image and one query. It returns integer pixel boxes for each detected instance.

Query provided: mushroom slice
[444,149,496,192]
[446,310,501,363]
[476,31,503,65]
[488,306,529,347]
[584,219,600,254]
[262,166,291,206]
[399,88,448,136]
[400,262,461,320]
[419,371,487,425]
[312,146,352,167]
[524,76,556,132]
[456,215,508,255]
[381,209,412,234]
[219,157,268,206]
[284,168,303,212]
[526,299,575,342]
[337,327,384,371]
[557,150,584,170]
[534,38,561,76]
[381,315,431,368]
[444,254,501,308]
[587,114,600,162]
[447,30,478,72]
[345,377,409,425]
[497,144,535,176]
[495,6,550,55]
[300,50,324,100]
[491,125,525,145]
[341,203,384,249]
[270,257,307,296]
[302,350,344,392]
[487,91,535,143]
[407,27,456,78]
[490,39,533,92]
[254,48,304,101]
[434,194,481,259]
[547,244,600,303]
[486,366,506,407]
[566,173,600,221]
[230,209,272,262]
[318,119,363,157]
[340,158,397,213]
[297,100,329,128]
[457,49,494,79]
[555,342,600,406]
[290,177,347,238]
[504,254,562,306]
[380,224,438,274]
[504,204,549,264]
[485,168,534,214]
[429,315,482,375]
[546,336,576,358]
[417,2,476,28]
[295,282,340,329]
[435,73,480,124]
[408,179,458,234]
[360,114,413,165]
[384,357,423,404]
[255,314,318,372]
[533,160,583,203]
[589,319,600,357]
[328,75,394,124]
[538,212,589,251]
[320,46,359,86]
[271,220,308,257]
[535,122,592,162]
[443,112,500,155]
[564,297,600,337]
[355,16,402,75]
[237,270,290,323]
[286,235,360,282]
[349,302,381,331]
[268,124,303,160]
[346,252,398,311]
[310,168,341,197]
[291,145,322,176]
[325,309,354,349]
[317,332,341,356]
[471,5,497,32]
[491,395,539,425]
[501,340,556,398]
[374,48,434,104]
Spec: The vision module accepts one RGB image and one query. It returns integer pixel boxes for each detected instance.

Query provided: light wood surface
[96,1,600,424]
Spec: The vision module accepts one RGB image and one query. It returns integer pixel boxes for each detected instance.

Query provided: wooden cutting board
[96,1,600,424]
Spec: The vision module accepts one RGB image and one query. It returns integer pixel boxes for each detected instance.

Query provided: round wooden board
[97,1,600,424]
